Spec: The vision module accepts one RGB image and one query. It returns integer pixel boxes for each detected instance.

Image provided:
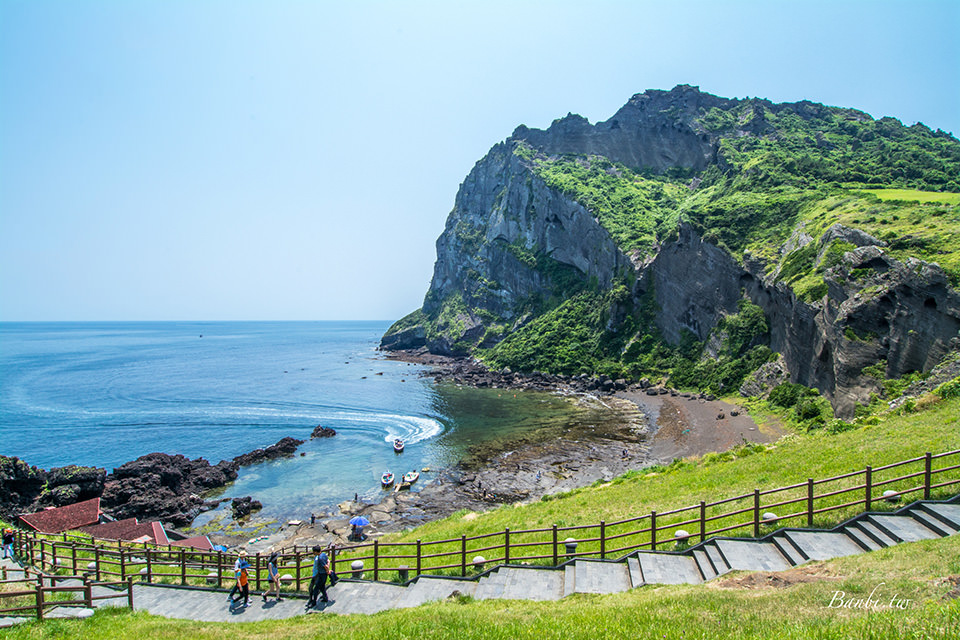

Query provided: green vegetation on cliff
[517,141,687,257]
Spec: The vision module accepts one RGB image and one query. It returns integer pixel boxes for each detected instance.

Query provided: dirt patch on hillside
[711,564,840,590]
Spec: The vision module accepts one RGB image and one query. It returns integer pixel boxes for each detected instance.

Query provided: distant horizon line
[0,319,398,324]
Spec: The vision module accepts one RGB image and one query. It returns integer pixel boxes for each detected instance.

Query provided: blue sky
[1,0,958,321]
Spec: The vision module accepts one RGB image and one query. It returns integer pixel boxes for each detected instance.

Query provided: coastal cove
[1,322,708,539]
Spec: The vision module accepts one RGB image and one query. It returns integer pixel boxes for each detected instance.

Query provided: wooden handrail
[10,449,959,588]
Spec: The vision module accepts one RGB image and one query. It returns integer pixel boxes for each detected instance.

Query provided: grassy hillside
[377,394,959,554]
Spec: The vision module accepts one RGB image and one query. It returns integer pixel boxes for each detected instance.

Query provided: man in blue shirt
[307,545,330,607]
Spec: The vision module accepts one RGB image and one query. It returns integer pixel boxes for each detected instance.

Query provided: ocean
[0,321,597,525]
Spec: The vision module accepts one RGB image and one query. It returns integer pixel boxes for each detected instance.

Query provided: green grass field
[859,188,960,205]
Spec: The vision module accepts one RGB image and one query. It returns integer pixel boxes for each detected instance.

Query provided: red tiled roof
[79,518,170,545]
[19,498,102,533]
[170,535,214,551]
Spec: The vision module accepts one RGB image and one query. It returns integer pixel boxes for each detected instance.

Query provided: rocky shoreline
[0,432,325,528]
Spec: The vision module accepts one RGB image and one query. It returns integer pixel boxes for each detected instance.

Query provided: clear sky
[1,0,958,321]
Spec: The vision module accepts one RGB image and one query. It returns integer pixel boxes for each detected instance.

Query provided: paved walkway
[2,498,958,624]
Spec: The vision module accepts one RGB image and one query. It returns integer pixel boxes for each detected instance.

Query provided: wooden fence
[0,565,133,620]
[8,450,959,594]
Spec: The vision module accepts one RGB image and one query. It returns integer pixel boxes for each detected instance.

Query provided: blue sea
[0,322,591,525]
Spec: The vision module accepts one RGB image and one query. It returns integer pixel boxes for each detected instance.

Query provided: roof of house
[18,498,102,534]
[80,518,170,546]
[170,535,214,551]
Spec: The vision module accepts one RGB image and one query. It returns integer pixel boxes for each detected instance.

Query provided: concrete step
[908,508,958,536]
[868,515,939,543]
[395,577,470,609]
[715,540,791,572]
[704,543,732,576]
[921,503,960,528]
[495,567,563,601]
[783,531,864,561]
[627,557,643,587]
[636,552,702,585]
[562,564,576,598]
[570,560,632,594]
[843,525,883,552]
[772,534,807,565]
[693,549,717,581]
[854,520,899,547]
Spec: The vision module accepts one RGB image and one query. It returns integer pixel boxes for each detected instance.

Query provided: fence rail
[0,570,133,620]
[7,450,959,596]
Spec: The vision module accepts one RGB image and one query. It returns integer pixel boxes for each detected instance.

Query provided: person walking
[227,550,251,608]
[306,545,331,607]
[262,552,282,603]
[2,529,14,559]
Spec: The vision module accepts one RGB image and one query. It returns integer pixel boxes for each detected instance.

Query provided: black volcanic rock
[310,425,337,439]
[231,496,262,519]
[231,436,304,466]
[100,453,239,527]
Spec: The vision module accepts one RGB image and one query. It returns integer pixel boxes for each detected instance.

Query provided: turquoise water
[0,322,594,523]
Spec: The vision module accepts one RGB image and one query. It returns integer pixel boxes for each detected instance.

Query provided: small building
[80,518,170,546]
[18,498,103,534]
[169,535,215,551]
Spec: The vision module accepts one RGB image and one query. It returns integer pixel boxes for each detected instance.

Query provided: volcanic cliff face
[512,84,729,173]
[382,85,960,417]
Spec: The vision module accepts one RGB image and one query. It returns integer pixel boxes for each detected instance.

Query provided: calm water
[0,322,598,524]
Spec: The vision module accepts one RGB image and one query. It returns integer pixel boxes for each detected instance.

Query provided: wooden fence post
[127,576,134,609]
[181,548,187,586]
[35,575,44,621]
[217,550,223,589]
[373,540,379,582]
[416,539,422,577]
[95,546,101,581]
[924,452,932,500]
[461,535,466,577]
[295,550,302,592]
[807,478,814,527]
[120,547,126,581]
[504,528,510,565]
[84,578,93,607]
[145,550,152,583]
[754,489,761,537]
[72,543,78,575]
[700,501,707,543]
[865,465,872,511]
[600,521,606,559]
[552,525,558,566]
[650,511,657,551]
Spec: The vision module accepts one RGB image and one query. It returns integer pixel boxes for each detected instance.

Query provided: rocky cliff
[382,85,960,418]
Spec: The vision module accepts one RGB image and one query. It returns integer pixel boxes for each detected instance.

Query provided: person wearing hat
[262,551,282,603]
[2,529,14,559]
[306,545,331,607]
[227,550,251,608]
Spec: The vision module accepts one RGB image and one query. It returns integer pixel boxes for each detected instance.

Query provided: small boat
[381,472,394,488]
[402,470,419,485]
[393,438,405,453]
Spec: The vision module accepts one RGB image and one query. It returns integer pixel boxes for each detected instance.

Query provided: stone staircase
[375,497,960,604]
